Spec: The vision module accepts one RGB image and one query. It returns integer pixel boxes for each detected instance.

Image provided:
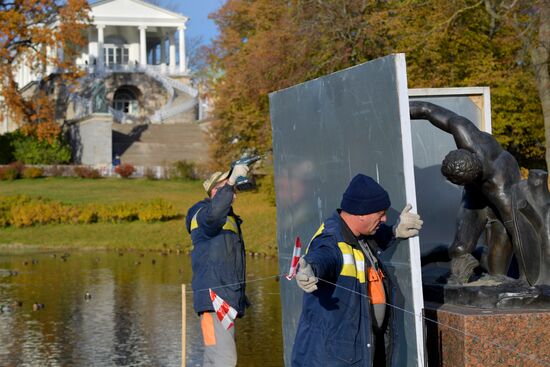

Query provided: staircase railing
[141,66,198,123]
[151,97,197,123]
[141,66,198,97]
[137,67,176,109]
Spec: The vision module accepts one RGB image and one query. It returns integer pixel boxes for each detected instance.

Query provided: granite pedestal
[424,302,550,367]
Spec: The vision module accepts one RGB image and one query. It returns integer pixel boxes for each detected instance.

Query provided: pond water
[0,249,283,366]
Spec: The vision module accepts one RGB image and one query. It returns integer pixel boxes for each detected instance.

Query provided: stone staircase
[112,121,209,166]
[160,90,197,124]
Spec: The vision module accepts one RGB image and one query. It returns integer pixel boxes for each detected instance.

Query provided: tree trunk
[531,0,550,171]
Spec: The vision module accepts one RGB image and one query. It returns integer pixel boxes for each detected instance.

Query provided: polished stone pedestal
[424,302,550,367]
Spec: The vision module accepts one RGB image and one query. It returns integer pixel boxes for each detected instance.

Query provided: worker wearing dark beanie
[340,174,391,215]
[292,173,423,367]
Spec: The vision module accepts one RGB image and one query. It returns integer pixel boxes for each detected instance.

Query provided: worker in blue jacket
[292,174,423,366]
[185,164,250,367]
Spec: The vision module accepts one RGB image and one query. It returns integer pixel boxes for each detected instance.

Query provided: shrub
[0,211,9,227]
[44,165,67,177]
[22,167,43,179]
[0,195,32,209]
[0,196,31,227]
[74,166,101,179]
[96,203,138,222]
[10,201,69,227]
[144,167,158,180]
[0,166,19,180]
[12,136,71,164]
[77,205,98,224]
[9,161,24,175]
[115,163,135,178]
[0,196,180,227]
[171,160,197,180]
[137,199,178,222]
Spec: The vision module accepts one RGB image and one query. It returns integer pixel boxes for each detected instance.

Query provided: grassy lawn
[0,177,277,255]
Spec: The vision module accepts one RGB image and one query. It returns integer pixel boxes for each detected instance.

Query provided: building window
[104,45,130,66]
[113,88,138,114]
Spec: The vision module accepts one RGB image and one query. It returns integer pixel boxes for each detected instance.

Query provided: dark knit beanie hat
[340,174,391,215]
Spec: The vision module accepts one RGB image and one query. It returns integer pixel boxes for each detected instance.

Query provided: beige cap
[203,170,231,195]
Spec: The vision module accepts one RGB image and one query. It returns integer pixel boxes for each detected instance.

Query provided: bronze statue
[410,101,550,287]
[91,80,108,113]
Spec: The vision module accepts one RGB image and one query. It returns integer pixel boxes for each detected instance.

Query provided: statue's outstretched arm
[409,101,481,150]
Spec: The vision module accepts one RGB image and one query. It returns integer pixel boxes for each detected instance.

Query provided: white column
[139,25,147,67]
[169,33,176,70]
[46,45,54,74]
[24,61,30,85]
[57,43,64,63]
[87,28,93,66]
[178,25,186,74]
[160,31,166,66]
[97,25,105,69]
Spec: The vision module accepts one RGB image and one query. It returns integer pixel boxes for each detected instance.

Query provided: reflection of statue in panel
[410,101,550,286]
[276,160,316,233]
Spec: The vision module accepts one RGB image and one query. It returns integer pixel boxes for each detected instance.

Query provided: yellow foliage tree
[0,0,90,143]
[207,0,547,169]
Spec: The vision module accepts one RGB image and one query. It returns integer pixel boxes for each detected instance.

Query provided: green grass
[0,177,277,255]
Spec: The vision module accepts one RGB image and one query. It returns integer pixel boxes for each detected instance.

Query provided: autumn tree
[382,0,545,169]
[481,0,549,170]
[207,1,293,167]
[207,0,396,167]
[207,0,546,169]
[0,0,90,143]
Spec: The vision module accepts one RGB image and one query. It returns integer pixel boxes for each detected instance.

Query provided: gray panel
[270,55,418,366]
[408,94,487,254]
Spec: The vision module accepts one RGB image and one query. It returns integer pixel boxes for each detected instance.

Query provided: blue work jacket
[292,210,395,367]
[185,184,248,316]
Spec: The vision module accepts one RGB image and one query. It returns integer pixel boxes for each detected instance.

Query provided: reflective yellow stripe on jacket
[338,243,366,283]
[190,209,239,234]
[306,223,366,283]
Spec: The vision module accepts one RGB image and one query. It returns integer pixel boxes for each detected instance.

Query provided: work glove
[296,257,318,293]
[394,204,423,239]
[228,164,249,186]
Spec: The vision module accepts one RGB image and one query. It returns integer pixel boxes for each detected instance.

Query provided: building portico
[5,0,202,136]
[82,0,189,76]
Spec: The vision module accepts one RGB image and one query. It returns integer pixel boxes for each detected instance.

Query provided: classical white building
[2,0,210,166]
[18,0,189,80]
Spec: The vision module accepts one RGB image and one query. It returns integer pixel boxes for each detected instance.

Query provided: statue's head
[441,149,482,185]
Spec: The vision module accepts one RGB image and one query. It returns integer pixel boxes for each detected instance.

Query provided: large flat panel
[270,54,423,366]
[408,88,491,254]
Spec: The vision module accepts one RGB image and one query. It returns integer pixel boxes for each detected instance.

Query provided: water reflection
[0,249,283,366]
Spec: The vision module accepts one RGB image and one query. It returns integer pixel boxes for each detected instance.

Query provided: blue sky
[157,0,225,44]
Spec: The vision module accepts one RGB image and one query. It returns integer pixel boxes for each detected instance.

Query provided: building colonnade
[91,23,186,74]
